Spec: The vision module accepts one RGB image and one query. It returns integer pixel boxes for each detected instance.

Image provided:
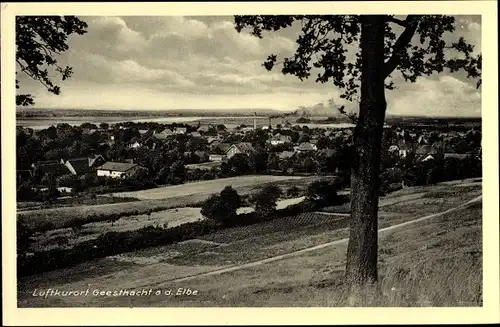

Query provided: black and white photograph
[2,1,499,325]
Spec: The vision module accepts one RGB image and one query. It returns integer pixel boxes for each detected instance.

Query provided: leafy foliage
[251,184,282,216]
[16,16,88,106]
[306,180,341,205]
[201,186,242,225]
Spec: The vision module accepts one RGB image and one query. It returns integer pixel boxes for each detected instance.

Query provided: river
[17,116,356,130]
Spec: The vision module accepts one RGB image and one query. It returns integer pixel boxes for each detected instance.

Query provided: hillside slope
[18,178,482,307]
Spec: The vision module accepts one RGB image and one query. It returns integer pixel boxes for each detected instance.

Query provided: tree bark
[344,15,388,304]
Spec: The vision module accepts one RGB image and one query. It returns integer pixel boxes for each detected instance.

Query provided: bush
[56,174,79,188]
[17,219,218,277]
[286,186,301,197]
[42,186,61,203]
[200,186,242,226]
[17,182,40,201]
[306,180,342,206]
[17,219,34,258]
[251,184,282,217]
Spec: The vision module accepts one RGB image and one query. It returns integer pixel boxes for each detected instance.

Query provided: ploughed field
[18,178,482,307]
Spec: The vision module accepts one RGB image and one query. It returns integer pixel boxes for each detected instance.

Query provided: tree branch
[17,59,55,92]
[386,15,407,27]
[382,15,422,79]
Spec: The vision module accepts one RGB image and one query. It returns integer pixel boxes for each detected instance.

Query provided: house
[140,129,155,143]
[89,155,106,169]
[431,141,450,153]
[190,131,202,138]
[206,137,218,144]
[226,142,256,159]
[194,150,209,162]
[173,127,187,135]
[213,142,232,154]
[99,140,114,147]
[240,127,254,133]
[129,137,142,149]
[415,145,440,156]
[294,142,317,153]
[396,140,409,158]
[324,130,335,137]
[31,160,59,170]
[152,129,174,140]
[421,155,436,162]
[209,154,227,162]
[96,162,141,178]
[152,133,169,141]
[388,145,399,153]
[277,151,295,160]
[209,140,221,152]
[417,134,429,145]
[269,133,292,146]
[319,148,336,158]
[197,125,211,133]
[64,158,92,175]
[39,186,74,193]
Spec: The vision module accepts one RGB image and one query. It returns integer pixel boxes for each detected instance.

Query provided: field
[185,161,222,170]
[111,175,310,200]
[29,197,307,252]
[18,175,322,231]
[18,178,482,307]
[17,195,140,212]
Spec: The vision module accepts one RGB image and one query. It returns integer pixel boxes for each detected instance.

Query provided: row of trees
[200,180,346,226]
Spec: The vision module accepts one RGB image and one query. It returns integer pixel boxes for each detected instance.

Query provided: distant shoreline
[15,108,292,119]
[16,107,481,121]
[16,108,481,131]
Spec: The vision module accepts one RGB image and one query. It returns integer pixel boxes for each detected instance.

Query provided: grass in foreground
[18,192,482,307]
[138,201,480,308]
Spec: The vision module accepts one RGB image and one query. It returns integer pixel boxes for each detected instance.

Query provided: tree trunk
[344,15,388,304]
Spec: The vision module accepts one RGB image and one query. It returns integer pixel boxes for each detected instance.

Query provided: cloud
[123,16,209,40]
[70,16,147,60]
[16,15,481,116]
[29,82,330,111]
[387,75,481,117]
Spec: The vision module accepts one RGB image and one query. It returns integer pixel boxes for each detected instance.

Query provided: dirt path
[157,194,482,284]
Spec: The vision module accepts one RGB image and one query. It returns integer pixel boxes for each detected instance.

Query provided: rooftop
[66,157,91,174]
[97,162,138,172]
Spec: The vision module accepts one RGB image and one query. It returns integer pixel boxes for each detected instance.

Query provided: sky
[16,15,482,116]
